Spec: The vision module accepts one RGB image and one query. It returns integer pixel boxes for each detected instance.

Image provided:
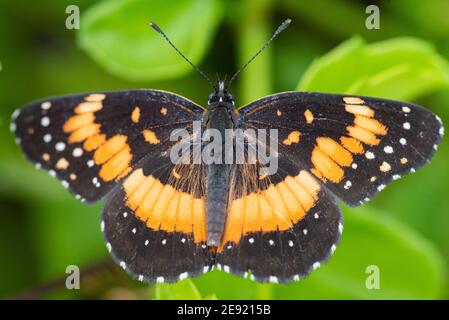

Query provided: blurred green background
[1,0,449,300]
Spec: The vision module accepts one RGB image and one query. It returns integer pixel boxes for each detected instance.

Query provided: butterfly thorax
[204,81,236,246]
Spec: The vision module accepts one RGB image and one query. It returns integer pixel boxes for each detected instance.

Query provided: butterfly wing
[238,92,443,206]
[11,90,204,202]
[216,160,342,283]
[102,155,213,283]
[216,91,442,283]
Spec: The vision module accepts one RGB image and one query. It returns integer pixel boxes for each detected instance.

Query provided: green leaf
[298,37,449,100]
[78,0,223,81]
[155,279,202,300]
[273,207,446,299]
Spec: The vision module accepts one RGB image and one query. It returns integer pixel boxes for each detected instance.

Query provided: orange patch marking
[345,104,374,118]
[224,197,245,244]
[74,101,103,114]
[63,113,95,133]
[69,173,77,181]
[126,173,155,211]
[85,94,106,102]
[68,123,101,144]
[276,109,282,116]
[340,136,364,154]
[242,193,260,234]
[354,116,387,135]
[284,176,314,212]
[343,97,365,104]
[160,107,168,115]
[192,199,206,243]
[42,153,50,161]
[83,134,106,152]
[131,107,141,123]
[137,180,163,226]
[150,184,175,229]
[175,193,193,232]
[160,192,179,232]
[56,158,69,170]
[263,185,292,230]
[143,129,160,144]
[94,135,128,165]
[346,125,380,146]
[304,109,314,124]
[400,157,408,164]
[282,131,301,145]
[311,147,345,183]
[123,170,206,243]
[220,170,320,249]
[316,137,352,167]
[98,145,132,182]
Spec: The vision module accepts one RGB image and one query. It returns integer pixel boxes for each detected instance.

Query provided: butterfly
[11,20,444,284]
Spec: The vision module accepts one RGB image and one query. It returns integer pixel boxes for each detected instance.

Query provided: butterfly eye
[208,93,218,104]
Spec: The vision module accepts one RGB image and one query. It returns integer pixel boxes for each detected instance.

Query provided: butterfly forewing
[239,92,444,206]
[12,90,204,202]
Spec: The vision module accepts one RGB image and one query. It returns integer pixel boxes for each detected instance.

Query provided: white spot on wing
[41,116,50,127]
[331,244,337,254]
[55,142,66,152]
[12,109,20,120]
[41,101,52,110]
[344,180,352,189]
[403,122,411,130]
[72,148,83,157]
[269,276,278,283]
[384,146,393,154]
[365,151,375,159]
[179,272,188,280]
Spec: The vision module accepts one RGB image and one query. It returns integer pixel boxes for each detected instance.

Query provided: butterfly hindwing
[102,136,213,283]
[11,90,204,202]
[239,92,444,206]
[216,163,341,283]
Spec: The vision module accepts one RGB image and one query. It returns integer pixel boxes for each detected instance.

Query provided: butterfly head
[208,81,235,106]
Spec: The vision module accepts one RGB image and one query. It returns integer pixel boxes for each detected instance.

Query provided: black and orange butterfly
[11,20,444,284]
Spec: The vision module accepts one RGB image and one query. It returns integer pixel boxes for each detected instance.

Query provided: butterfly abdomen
[205,103,234,246]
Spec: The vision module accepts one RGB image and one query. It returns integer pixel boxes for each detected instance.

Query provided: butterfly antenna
[149,22,214,88]
[228,19,291,86]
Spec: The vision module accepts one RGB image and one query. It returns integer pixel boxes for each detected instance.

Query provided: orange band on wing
[220,170,320,249]
[123,169,206,243]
